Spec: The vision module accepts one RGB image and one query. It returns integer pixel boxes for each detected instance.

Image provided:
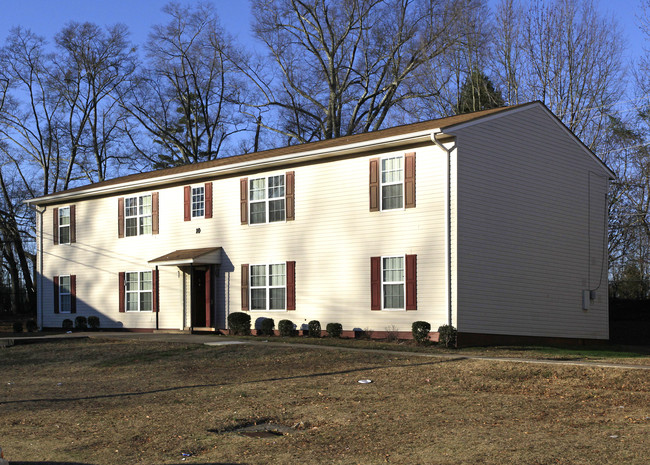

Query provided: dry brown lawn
[1,338,649,464]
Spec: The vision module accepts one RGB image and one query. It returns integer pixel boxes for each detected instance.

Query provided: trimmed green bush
[278,319,294,337]
[12,321,23,333]
[438,324,457,348]
[326,322,342,338]
[75,316,88,330]
[26,319,38,332]
[62,319,73,330]
[88,316,100,330]
[412,321,431,344]
[260,318,275,336]
[228,312,251,335]
[308,320,321,337]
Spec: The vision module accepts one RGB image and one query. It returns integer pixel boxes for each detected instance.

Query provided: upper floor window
[125,271,153,312]
[250,175,285,224]
[58,275,72,313]
[369,153,415,212]
[58,207,71,244]
[381,157,404,210]
[192,186,205,218]
[125,195,152,236]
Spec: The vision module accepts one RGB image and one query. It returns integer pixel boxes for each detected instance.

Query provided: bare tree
[245,0,473,143]
[123,2,246,167]
[492,0,523,105]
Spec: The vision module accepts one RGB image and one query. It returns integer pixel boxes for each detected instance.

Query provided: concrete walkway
[2,331,649,370]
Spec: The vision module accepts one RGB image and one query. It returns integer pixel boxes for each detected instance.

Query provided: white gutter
[431,131,456,328]
[26,129,438,206]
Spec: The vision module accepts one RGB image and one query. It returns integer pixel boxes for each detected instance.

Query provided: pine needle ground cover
[1,339,648,464]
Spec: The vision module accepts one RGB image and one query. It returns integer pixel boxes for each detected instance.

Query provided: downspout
[36,206,45,330]
[431,132,456,328]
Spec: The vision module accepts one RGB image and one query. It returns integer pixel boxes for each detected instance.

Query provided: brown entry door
[191,267,212,328]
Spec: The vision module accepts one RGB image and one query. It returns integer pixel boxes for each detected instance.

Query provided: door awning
[149,247,222,266]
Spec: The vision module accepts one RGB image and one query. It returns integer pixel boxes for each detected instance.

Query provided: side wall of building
[38,144,451,332]
[451,106,610,340]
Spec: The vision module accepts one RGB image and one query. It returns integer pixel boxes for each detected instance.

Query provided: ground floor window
[59,275,72,313]
[250,263,286,310]
[382,256,405,309]
[125,271,153,312]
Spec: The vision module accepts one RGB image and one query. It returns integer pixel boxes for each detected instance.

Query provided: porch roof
[149,247,222,266]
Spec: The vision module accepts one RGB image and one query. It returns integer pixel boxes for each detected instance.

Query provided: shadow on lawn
[0,357,465,406]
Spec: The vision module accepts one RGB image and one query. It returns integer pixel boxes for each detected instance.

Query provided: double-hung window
[249,175,285,224]
[125,271,153,312]
[58,207,71,244]
[125,195,152,236]
[58,275,72,313]
[382,256,405,310]
[250,263,286,310]
[381,156,404,210]
[192,186,205,218]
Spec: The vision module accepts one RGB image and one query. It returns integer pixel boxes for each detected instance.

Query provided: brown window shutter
[118,198,124,238]
[286,261,296,310]
[70,205,76,243]
[405,152,416,208]
[70,275,77,314]
[152,268,159,313]
[286,171,295,221]
[241,264,249,311]
[240,178,248,225]
[369,158,379,212]
[205,182,213,219]
[405,254,417,310]
[152,192,159,234]
[53,207,59,245]
[370,256,381,310]
[53,276,60,314]
[184,186,191,221]
[118,272,125,313]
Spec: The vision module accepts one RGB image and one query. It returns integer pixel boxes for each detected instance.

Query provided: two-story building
[27,101,614,345]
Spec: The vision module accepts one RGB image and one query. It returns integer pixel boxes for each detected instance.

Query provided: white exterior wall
[38,144,451,332]
[450,106,610,339]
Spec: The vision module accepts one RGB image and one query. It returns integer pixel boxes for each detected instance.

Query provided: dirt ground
[1,338,649,464]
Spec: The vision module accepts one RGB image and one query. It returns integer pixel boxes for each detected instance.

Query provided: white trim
[381,255,406,311]
[191,186,205,219]
[124,194,152,237]
[248,174,286,225]
[380,155,405,211]
[58,206,71,244]
[58,275,72,314]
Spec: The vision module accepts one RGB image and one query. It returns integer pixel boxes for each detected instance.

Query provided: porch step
[191,327,218,333]
[153,329,190,334]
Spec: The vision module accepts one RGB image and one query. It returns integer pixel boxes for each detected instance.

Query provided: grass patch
[0,339,649,464]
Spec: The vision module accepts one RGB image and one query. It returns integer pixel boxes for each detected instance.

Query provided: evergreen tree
[456,69,505,114]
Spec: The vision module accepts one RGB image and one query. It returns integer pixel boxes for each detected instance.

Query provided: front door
[191,266,212,328]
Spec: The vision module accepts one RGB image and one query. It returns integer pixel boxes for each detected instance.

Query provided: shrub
[26,319,38,332]
[228,312,251,336]
[88,316,100,330]
[62,319,74,330]
[412,321,431,344]
[75,316,88,330]
[326,322,342,338]
[385,325,399,342]
[12,321,23,333]
[259,318,275,336]
[438,324,457,348]
[308,320,321,338]
[278,319,294,337]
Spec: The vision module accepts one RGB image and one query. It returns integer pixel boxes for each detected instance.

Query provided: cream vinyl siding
[450,106,609,339]
[40,145,450,331]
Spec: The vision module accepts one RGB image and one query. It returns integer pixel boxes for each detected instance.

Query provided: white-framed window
[59,275,72,313]
[192,186,205,218]
[125,271,153,312]
[249,175,285,224]
[381,156,404,210]
[250,263,286,310]
[382,256,405,310]
[58,207,71,244]
[125,195,152,237]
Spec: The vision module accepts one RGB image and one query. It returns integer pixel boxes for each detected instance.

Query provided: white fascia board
[26,129,438,205]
